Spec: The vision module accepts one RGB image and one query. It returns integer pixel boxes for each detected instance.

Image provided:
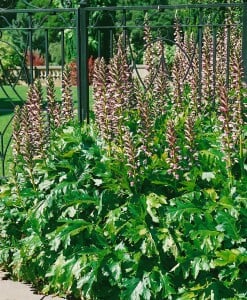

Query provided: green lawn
[0,113,13,177]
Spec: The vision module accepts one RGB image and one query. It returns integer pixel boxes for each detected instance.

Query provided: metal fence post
[45,29,49,77]
[243,0,247,83]
[77,0,89,123]
[28,12,34,84]
[0,132,4,178]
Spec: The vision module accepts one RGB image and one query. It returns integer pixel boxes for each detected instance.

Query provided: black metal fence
[0,1,247,178]
[0,2,79,178]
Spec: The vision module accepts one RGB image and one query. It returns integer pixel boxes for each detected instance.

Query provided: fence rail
[1,1,247,178]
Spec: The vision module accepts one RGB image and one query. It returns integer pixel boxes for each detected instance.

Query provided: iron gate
[0,0,88,178]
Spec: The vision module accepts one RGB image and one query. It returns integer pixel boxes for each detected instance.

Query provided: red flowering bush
[68,55,95,86]
[25,49,45,66]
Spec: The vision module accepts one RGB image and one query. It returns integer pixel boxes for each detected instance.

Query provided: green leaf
[108,261,121,282]
[160,273,176,298]
[214,249,247,267]
[190,256,211,279]
[167,200,202,223]
[149,268,162,294]
[78,258,106,297]
[121,274,151,300]
[38,179,55,191]
[48,219,92,250]
[203,188,219,202]
[77,267,97,296]
[61,148,80,158]
[102,258,122,285]
[201,171,216,182]
[215,211,240,241]
[146,193,167,223]
[158,226,179,258]
[93,178,103,186]
[190,229,224,253]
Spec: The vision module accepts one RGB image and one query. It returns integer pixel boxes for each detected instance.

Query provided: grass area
[0,85,27,109]
[0,113,13,178]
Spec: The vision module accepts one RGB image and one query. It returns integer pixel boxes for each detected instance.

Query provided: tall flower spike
[35,78,43,102]
[135,79,153,157]
[229,31,245,178]
[53,103,62,129]
[19,106,33,163]
[143,14,158,88]
[93,57,113,150]
[19,105,37,189]
[26,80,46,157]
[218,80,232,147]
[188,43,200,112]
[230,36,244,145]
[216,25,228,87]
[61,65,74,123]
[122,125,139,187]
[107,36,134,144]
[46,74,58,131]
[153,38,169,117]
[174,19,188,78]
[184,111,198,168]
[174,18,184,51]
[182,29,195,87]
[171,54,183,112]
[166,120,182,180]
[171,21,185,112]
[201,26,214,110]
[218,77,235,182]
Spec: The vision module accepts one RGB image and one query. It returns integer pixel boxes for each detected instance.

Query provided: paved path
[0,271,64,300]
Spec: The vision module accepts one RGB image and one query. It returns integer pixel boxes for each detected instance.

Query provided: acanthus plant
[182,110,199,171]
[185,32,200,113]
[61,65,74,123]
[165,119,182,180]
[152,39,170,118]
[0,13,246,300]
[171,23,183,109]
[122,125,140,188]
[94,37,135,146]
[229,34,247,178]
[93,57,113,152]
[143,14,158,87]
[10,66,74,189]
[135,79,154,156]
[143,14,170,119]
[217,26,247,184]
[201,26,214,110]
[106,37,135,145]
[25,79,46,158]
[47,74,62,130]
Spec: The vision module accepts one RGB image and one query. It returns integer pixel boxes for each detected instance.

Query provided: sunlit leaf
[146,193,167,223]
[201,172,216,182]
